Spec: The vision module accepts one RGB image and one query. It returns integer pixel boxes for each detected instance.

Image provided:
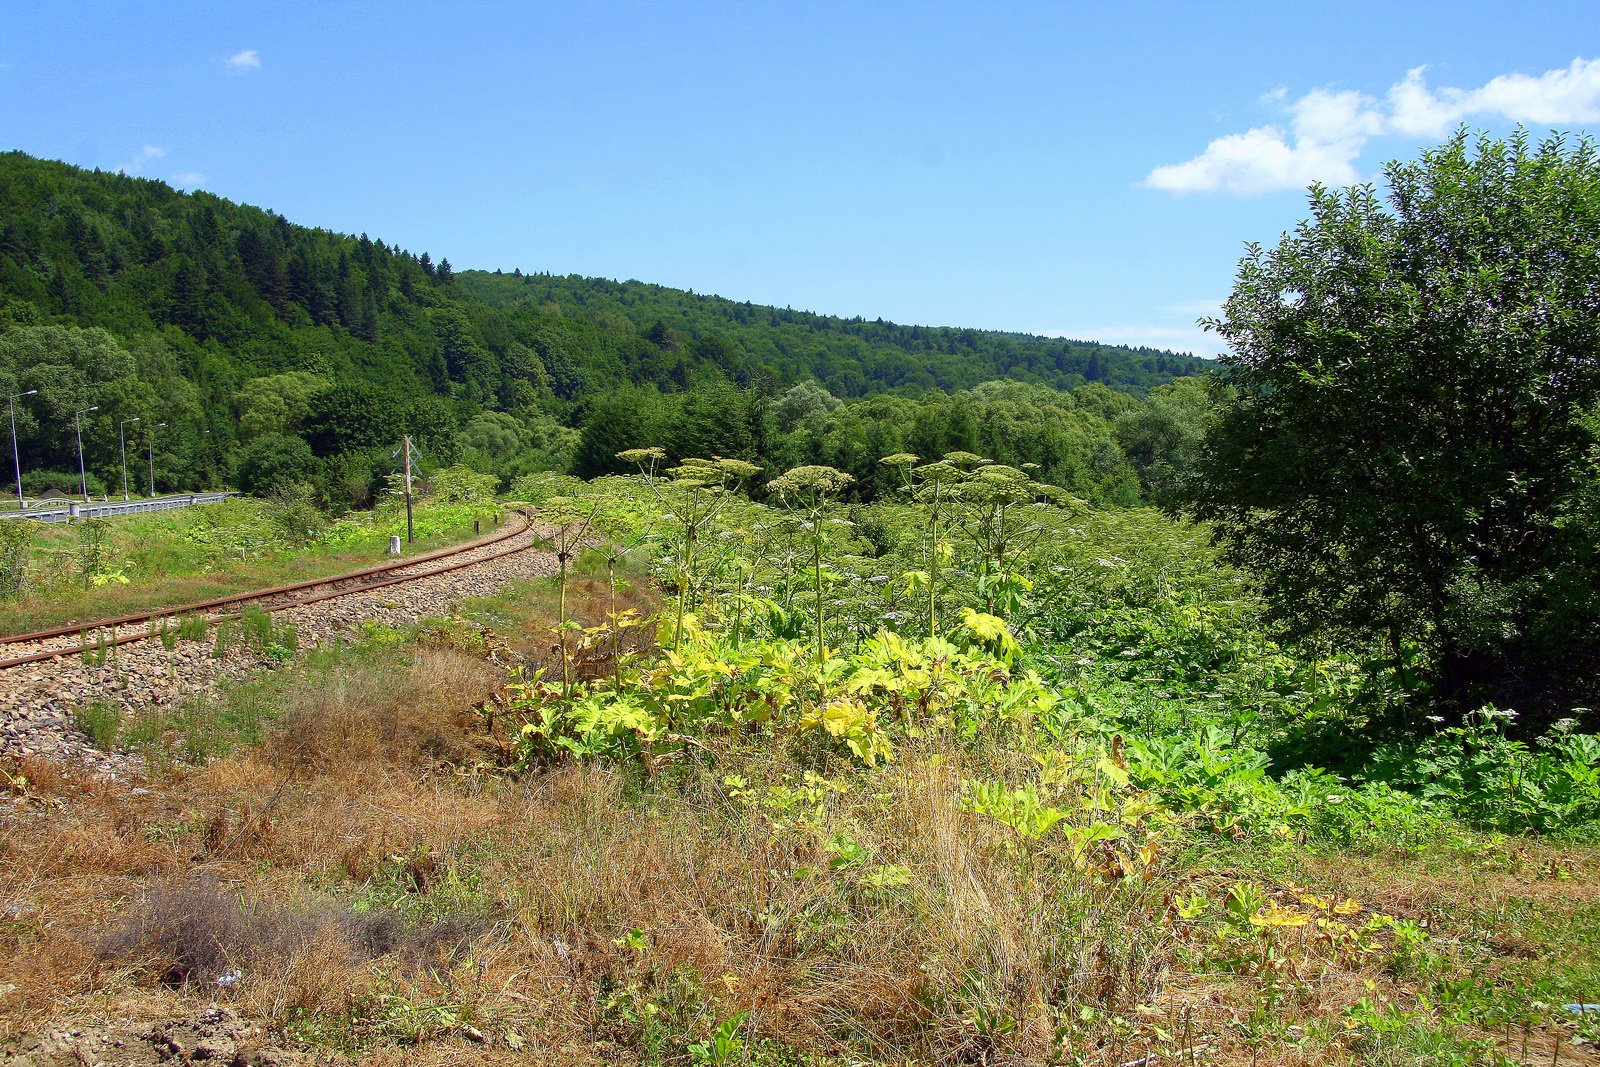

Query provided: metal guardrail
[0,492,234,524]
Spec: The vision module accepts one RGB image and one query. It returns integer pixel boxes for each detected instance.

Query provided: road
[0,491,233,524]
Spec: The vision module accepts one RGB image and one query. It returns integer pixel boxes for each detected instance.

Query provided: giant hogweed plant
[617,449,759,652]
[538,492,610,698]
[1368,706,1600,835]
[509,615,1072,771]
[880,452,963,641]
[950,460,1073,617]
[765,464,855,697]
[505,455,1600,845]
[879,451,1069,637]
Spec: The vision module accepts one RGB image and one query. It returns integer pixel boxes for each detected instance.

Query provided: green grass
[71,698,122,750]
[17,540,1598,1066]
[116,637,390,768]
[0,500,498,635]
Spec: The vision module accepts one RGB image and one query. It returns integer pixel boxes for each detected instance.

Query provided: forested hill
[0,151,1203,410]
[459,271,1208,396]
[0,150,1212,507]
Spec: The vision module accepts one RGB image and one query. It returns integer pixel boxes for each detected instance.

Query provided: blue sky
[3,2,1597,356]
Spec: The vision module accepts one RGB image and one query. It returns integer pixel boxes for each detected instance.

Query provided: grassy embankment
[0,495,504,636]
[1,475,1597,1065]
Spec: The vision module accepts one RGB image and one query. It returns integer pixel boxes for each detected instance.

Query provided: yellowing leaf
[961,608,1010,642]
[1249,904,1311,928]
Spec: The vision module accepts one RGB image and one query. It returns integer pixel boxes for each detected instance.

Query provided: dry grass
[1,620,1596,1065]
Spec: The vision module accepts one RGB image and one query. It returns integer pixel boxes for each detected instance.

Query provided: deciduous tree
[1189,130,1600,724]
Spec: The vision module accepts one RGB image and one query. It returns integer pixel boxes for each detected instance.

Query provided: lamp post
[119,417,140,501]
[146,422,166,497]
[74,405,99,501]
[8,389,38,511]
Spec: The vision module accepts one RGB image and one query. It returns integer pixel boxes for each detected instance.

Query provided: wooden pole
[403,435,415,544]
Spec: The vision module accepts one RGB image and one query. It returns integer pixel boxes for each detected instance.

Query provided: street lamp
[74,405,99,501]
[119,417,140,502]
[146,422,166,497]
[7,389,38,511]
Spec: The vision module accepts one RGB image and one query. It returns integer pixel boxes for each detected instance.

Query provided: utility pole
[74,405,99,500]
[403,434,415,544]
[119,417,140,501]
[147,422,166,497]
[8,389,38,510]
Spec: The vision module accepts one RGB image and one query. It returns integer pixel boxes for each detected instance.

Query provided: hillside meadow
[2,460,1595,1066]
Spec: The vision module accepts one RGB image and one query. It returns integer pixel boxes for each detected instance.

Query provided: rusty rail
[0,512,535,669]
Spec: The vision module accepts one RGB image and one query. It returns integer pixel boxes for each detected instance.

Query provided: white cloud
[1147,57,1600,196]
[1386,67,1460,137]
[225,49,261,73]
[1144,124,1367,195]
[1289,87,1386,146]
[169,172,207,188]
[1389,58,1600,136]
[121,145,168,175]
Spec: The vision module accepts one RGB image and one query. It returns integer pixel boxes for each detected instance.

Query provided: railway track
[0,512,537,671]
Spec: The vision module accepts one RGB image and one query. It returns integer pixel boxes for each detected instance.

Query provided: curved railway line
[0,512,537,672]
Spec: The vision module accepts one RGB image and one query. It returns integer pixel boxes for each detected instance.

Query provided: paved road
[0,492,233,524]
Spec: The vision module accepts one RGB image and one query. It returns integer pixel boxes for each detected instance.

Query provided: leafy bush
[426,464,497,507]
[507,471,585,505]
[0,520,30,598]
[22,468,105,497]
[264,489,329,546]
[74,517,121,586]
[182,498,293,558]
[234,432,318,496]
[1368,707,1600,836]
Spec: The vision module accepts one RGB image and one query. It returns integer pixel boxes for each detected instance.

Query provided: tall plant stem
[927,488,941,641]
[812,515,825,699]
[674,527,692,652]
[556,551,572,698]
[608,558,622,692]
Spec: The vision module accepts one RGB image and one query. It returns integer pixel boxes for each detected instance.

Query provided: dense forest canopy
[458,270,1208,396]
[0,151,1209,508]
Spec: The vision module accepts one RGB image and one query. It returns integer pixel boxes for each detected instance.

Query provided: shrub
[22,468,105,497]
[264,489,329,546]
[426,464,497,507]
[1368,707,1600,835]
[234,432,318,496]
[72,699,122,750]
[74,517,114,586]
[0,520,30,598]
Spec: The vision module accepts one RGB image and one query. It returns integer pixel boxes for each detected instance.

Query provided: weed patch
[71,699,121,750]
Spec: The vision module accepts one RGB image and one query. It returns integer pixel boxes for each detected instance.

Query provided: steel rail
[0,513,534,669]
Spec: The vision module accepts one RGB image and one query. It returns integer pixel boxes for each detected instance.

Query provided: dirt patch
[0,1006,298,1067]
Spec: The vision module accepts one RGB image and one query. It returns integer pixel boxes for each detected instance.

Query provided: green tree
[235,432,318,495]
[234,371,330,441]
[303,383,405,456]
[1114,376,1215,507]
[1189,130,1600,724]
[574,385,664,477]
